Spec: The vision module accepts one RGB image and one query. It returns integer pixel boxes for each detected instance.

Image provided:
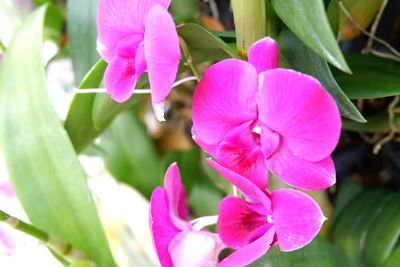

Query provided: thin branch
[364,0,389,53]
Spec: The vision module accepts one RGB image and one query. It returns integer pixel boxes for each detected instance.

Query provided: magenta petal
[271,189,325,251]
[218,196,269,248]
[0,180,16,198]
[192,59,258,146]
[163,163,190,230]
[144,5,181,121]
[169,230,224,267]
[218,226,275,267]
[135,0,171,26]
[207,159,271,210]
[104,55,137,102]
[216,122,268,189]
[97,0,143,61]
[267,142,336,190]
[248,37,279,73]
[149,187,181,267]
[258,69,341,162]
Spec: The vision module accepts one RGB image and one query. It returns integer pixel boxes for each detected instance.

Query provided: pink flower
[0,180,16,256]
[149,163,225,267]
[97,0,181,120]
[192,37,341,190]
[208,159,325,267]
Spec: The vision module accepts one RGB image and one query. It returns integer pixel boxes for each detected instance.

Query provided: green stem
[0,209,93,265]
[179,37,201,81]
[0,39,6,53]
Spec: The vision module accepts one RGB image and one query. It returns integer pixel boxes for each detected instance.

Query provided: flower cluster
[97,1,342,266]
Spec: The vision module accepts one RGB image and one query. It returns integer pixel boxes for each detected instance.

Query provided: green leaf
[364,194,400,267]
[0,6,115,267]
[342,111,400,133]
[69,262,95,267]
[333,54,400,99]
[251,237,349,267]
[177,23,238,63]
[65,59,107,152]
[279,29,365,122]
[170,0,199,24]
[99,111,161,199]
[67,0,99,83]
[271,0,350,72]
[333,190,392,266]
[384,247,400,267]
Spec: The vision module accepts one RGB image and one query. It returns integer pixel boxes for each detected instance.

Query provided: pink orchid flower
[207,159,325,267]
[0,180,17,256]
[97,0,181,121]
[192,37,341,190]
[149,163,225,267]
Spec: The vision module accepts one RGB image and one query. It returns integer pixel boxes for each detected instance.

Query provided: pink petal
[216,122,268,189]
[144,5,181,121]
[218,196,269,248]
[192,128,220,157]
[97,0,171,61]
[260,125,280,159]
[169,230,225,267]
[267,141,336,190]
[258,69,341,162]
[207,159,271,210]
[218,226,275,267]
[163,163,190,230]
[150,187,181,267]
[0,180,16,198]
[0,226,15,250]
[192,59,258,146]
[271,189,325,251]
[104,55,138,102]
[248,37,279,73]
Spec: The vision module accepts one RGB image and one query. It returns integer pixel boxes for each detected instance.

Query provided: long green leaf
[0,7,115,266]
[271,0,350,72]
[67,0,99,83]
[65,59,107,152]
[333,54,400,99]
[279,29,365,122]
[251,237,349,267]
[177,23,238,63]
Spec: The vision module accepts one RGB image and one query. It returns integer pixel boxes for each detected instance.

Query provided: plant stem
[179,37,201,81]
[0,209,93,265]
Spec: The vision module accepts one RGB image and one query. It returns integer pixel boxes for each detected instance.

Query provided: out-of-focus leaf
[65,59,107,152]
[100,111,161,199]
[201,153,233,194]
[333,190,394,266]
[279,29,365,122]
[161,148,202,192]
[177,23,238,63]
[333,54,400,99]
[384,247,400,267]
[188,182,223,217]
[333,178,362,222]
[67,0,99,83]
[170,0,199,24]
[342,111,400,133]
[43,3,64,44]
[271,0,350,72]
[0,7,115,267]
[364,194,400,267]
[251,237,349,267]
[69,262,95,267]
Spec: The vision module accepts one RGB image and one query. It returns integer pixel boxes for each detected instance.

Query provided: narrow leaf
[271,0,350,72]
[0,7,115,266]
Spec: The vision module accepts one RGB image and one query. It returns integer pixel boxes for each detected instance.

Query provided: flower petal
[192,59,258,146]
[0,180,16,198]
[216,122,268,189]
[97,0,171,61]
[149,187,181,267]
[218,196,269,248]
[271,189,325,251]
[267,142,336,190]
[104,55,137,102]
[218,226,275,267]
[163,163,190,230]
[144,5,181,121]
[169,230,225,267]
[207,159,271,210]
[248,37,279,73]
[258,69,341,162]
